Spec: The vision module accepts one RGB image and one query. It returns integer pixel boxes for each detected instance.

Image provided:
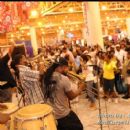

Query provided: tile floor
[71,93,130,130]
[12,91,130,130]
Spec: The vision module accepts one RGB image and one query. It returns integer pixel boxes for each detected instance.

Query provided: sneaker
[122,95,130,99]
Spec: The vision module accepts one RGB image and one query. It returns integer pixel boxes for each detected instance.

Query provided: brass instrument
[67,71,99,96]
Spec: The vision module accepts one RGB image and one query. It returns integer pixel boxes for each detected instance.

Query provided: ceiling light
[106,16,110,20]
[30,10,38,18]
[38,22,42,26]
[41,28,44,31]
[70,28,73,31]
[59,26,62,29]
[68,8,74,13]
[62,20,66,23]
[101,6,107,11]
[27,32,30,36]
[11,34,14,37]
[21,30,24,33]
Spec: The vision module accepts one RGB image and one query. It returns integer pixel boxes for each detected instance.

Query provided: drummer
[0,104,10,124]
[42,57,84,130]
[0,44,16,101]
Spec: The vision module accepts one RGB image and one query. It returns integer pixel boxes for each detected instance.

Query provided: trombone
[67,70,103,130]
[67,71,99,96]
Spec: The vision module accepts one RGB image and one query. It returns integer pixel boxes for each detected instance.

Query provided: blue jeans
[86,80,96,103]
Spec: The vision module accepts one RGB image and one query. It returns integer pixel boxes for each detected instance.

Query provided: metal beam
[44,11,83,16]
[19,21,83,30]
[41,2,69,16]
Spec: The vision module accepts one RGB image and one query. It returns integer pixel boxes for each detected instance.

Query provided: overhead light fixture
[59,26,62,29]
[11,34,14,37]
[41,28,44,31]
[30,10,38,18]
[68,8,74,13]
[38,22,42,26]
[106,16,110,20]
[70,28,73,31]
[21,30,24,33]
[101,5,107,11]
[27,32,30,36]
[62,20,66,23]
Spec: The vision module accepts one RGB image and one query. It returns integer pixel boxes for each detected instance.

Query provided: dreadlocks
[42,63,59,103]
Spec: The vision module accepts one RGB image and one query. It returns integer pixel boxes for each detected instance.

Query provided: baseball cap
[55,57,68,66]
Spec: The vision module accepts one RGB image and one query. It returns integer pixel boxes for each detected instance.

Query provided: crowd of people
[1,37,130,130]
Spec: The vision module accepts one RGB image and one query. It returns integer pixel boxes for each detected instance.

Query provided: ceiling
[5,1,130,41]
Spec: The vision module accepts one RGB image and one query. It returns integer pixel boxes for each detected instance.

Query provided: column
[126,18,130,37]
[41,35,45,46]
[30,27,38,55]
[57,30,64,42]
[82,2,104,49]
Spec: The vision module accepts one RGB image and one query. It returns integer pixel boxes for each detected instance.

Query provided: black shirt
[0,54,16,89]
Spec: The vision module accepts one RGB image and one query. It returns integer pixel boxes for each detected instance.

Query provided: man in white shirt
[60,47,75,64]
[115,44,126,68]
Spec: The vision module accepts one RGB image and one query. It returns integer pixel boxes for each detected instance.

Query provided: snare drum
[0,103,19,130]
[14,104,57,130]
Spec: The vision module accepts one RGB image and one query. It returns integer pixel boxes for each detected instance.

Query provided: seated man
[0,44,16,101]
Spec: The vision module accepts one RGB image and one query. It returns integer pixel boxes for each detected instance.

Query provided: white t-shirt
[43,72,72,119]
[115,49,126,65]
[61,49,75,63]
[83,61,95,82]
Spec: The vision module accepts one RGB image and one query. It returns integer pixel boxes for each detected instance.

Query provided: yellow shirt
[103,61,117,79]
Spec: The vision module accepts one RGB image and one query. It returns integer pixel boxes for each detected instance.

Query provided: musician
[0,44,16,101]
[42,57,84,130]
[11,54,44,106]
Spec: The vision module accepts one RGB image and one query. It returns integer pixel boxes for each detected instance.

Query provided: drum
[14,104,57,130]
[0,103,19,130]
